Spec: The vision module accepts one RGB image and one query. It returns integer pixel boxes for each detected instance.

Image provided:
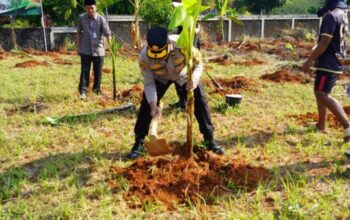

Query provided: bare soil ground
[15,60,49,68]
[110,145,271,209]
[289,106,350,129]
[203,76,258,96]
[261,69,312,84]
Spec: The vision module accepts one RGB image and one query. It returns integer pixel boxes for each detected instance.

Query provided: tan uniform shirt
[138,43,203,104]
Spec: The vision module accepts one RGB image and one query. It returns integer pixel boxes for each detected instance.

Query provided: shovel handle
[149,117,159,138]
[149,102,164,138]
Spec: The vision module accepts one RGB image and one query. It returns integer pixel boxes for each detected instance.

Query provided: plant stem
[112,56,117,100]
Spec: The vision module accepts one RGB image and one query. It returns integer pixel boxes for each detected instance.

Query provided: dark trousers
[175,83,187,107]
[78,54,104,94]
[134,80,214,141]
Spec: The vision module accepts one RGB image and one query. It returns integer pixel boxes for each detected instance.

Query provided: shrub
[139,0,174,28]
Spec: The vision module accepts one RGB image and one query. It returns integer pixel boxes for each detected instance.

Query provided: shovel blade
[145,138,172,156]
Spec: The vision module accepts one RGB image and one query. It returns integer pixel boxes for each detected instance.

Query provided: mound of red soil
[118,46,139,61]
[98,94,117,107]
[208,55,266,67]
[53,58,73,65]
[110,147,270,209]
[15,60,48,68]
[204,76,257,95]
[261,69,311,83]
[290,106,350,129]
[120,83,143,100]
[220,59,266,67]
[23,48,61,58]
[54,49,77,56]
[215,39,312,60]
[102,68,112,74]
[97,84,144,106]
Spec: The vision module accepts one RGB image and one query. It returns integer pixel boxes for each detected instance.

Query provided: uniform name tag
[93,32,97,39]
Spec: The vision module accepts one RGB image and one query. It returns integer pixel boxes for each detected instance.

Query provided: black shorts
[314,70,339,94]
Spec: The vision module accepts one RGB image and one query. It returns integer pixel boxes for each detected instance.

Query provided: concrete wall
[0,28,50,51]
[0,15,325,51]
[231,20,262,39]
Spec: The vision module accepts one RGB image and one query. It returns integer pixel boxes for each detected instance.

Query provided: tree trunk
[185,53,194,159]
[217,16,224,44]
[10,18,17,49]
[131,0,142,50]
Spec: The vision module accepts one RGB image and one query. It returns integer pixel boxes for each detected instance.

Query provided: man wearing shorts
[302,0,350,144]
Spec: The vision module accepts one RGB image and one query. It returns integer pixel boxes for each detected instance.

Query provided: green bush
[272,0,323,14]
[139,0,174,28]
[62,37,76,51]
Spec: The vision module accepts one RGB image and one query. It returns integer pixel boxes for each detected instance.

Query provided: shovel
[204,69,224,90]
[144,103,172,156]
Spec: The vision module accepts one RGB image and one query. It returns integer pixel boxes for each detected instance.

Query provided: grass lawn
[0,41,350,219]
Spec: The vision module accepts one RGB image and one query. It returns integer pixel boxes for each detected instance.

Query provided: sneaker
[127,139,145,160]
[79,93,87,100]
[205,139,224,155]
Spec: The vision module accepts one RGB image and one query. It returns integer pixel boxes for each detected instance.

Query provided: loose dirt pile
[204,76,257,95]
[97,84,144,106]
[207,55,266,67]
[110,147,270,209]
[118,46,139,61]
[15,60,49,68]
[102,68,112,74]
[290,106,350,129]
[203,39,313,61]
[53,58,73,65]
[261,69,312,84]
[0,52,6,60]
[119,83,143,101]
[220,58,266,66]
[23,48,76,57]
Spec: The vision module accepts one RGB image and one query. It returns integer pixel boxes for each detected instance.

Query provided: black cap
[317,0,347,17]
[85,0,96,6]
[146,27,169,59]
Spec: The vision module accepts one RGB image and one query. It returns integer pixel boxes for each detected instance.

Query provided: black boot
[127,138,144,160]
[169,100,186,112]
[205,139,224,155]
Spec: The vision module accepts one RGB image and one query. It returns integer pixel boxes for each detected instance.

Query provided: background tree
[139,0,174,28]
[271,0,323,14]
[129,0,143,49]
[97,0,121,17]
[204,0,242,43]
[107,0,134,14]
[43,0,83,26]
[239,0,286,14]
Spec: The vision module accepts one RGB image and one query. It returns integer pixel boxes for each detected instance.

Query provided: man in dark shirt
[77,0,112,99]
[302,0,350,143]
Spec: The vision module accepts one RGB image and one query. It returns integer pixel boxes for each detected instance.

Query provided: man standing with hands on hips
[77,0,112,100]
